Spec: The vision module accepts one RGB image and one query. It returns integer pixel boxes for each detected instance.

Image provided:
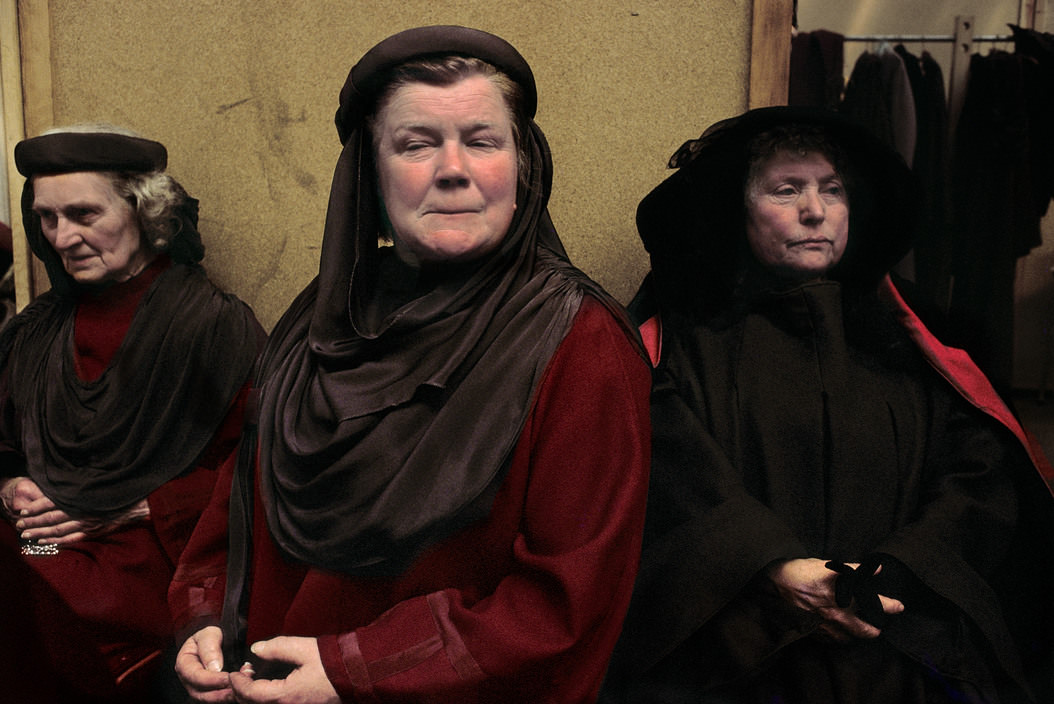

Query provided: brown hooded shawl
[226,26,637,599]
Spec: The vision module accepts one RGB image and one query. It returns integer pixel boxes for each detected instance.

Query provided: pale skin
[747,150,905,636]
[175,72,519,703]
[374,73,518,267]
[31,171,156,287]
[766,558,905,641]
[0,477,148,544]
[175,627,339,704]
[745,150,849,281]
[1,172,157,543]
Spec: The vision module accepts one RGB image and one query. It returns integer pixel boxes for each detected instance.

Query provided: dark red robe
[0,258,255,702]
[170,297,652,702]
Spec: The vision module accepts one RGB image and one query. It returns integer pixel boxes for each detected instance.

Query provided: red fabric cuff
[323,591,483,698]
[319,632,377,703]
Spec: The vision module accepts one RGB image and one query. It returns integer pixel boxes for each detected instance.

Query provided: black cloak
[604,107,1054,703]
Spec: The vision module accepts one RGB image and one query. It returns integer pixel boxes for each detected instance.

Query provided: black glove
[825,555,891,628]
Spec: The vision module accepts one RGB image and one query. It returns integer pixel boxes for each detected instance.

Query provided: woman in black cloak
[602,106,1054,704]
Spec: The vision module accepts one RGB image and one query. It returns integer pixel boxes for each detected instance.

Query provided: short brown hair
[367,55,529,187]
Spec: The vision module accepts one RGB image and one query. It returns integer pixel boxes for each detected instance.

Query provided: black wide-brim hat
[637,105,918,308]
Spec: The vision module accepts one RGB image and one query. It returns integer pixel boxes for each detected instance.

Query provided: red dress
[171,297,652,702]
[0,258,251,702]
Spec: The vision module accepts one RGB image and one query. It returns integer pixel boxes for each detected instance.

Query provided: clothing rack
[843,34,1012,43]
[838,17,1019,138]
[840,0,1045,44]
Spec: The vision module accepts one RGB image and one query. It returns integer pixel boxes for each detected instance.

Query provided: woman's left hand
[13,477,149,546]
[229,636,339,704]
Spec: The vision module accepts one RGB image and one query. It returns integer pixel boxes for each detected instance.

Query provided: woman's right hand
[765,557,904,642]
[175,626,236,702]
[0,476,38,520]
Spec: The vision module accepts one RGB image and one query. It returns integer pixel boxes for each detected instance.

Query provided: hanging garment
[841,46,917,167]
[949,50,1043,393]
[1010,25,1054,217]
[789,29,845,110]
[895,45,952,312]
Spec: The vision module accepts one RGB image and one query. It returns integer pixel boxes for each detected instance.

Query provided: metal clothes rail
[842,34,1012,43]
[838,17,1017,137]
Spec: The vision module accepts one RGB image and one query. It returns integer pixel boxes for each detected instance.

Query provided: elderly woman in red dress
[0,126,263,702]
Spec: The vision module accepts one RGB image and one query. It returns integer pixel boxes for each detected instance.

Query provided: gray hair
[41,123,191,250]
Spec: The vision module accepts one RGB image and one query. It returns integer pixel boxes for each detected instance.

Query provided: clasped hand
[766,557,905,641]
[0,476,148,545]
[175,626,340,704]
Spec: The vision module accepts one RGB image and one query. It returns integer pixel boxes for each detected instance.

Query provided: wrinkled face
[374,74,519,266]
[32,171,152,285]
[745,150,849,280]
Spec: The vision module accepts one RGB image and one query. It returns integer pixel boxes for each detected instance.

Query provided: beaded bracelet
[20,539,59,556]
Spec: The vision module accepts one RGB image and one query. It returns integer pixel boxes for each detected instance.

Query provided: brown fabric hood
[242,26,633,580]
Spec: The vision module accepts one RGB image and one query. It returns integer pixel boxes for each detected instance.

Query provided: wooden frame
[749,0,794,108]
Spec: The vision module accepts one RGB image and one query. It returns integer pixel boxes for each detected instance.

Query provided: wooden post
[749,0,794,109]
[1019,0,1036,28]
[946,15,974,148]
[1020,0,1048,31]
[1,0,31,311]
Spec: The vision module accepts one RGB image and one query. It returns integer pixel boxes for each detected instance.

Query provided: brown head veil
[235,26,633,586]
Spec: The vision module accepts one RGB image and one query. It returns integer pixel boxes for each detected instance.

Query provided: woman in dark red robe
[602,106,1054,703]
[0,128,263,703]
[171,26,651,704]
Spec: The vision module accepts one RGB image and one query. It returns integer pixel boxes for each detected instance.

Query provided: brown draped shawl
[226,26,638,602]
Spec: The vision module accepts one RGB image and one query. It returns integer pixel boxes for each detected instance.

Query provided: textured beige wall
[41,0,752,329]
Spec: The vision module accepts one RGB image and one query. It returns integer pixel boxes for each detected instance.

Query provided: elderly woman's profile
[171,25,651,703]
[0,125,263,702]
[601,106,1054,704]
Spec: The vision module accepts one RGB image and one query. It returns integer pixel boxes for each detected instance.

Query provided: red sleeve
[165,385,250,631]
[319,298,652,702]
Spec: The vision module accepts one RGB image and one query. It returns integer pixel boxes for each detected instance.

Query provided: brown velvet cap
[334,24,537,144]
[14,130,203,294]
[14,132,167,177]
